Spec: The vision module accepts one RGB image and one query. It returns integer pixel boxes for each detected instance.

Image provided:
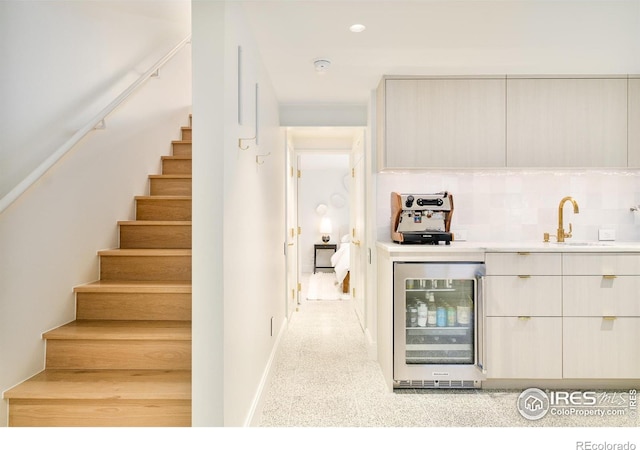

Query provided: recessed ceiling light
[349,23,366,33]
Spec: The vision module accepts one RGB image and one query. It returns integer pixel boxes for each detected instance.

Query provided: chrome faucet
[545,196,579,243]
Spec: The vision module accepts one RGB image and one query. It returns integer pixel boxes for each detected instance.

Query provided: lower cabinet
[563,317,640,379]
[485,252,563,379]
[486,251,640,381]
[486,317,562,379]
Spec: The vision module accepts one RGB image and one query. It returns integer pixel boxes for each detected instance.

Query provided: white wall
[192,2,286,427]
[0,1,191,427]
[0,0,191,200]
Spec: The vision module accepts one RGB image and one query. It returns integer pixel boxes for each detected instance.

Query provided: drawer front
[486,276,562,316]
[486,317,562,379]
[563,317,640,379]
[564,276,640,316]
[563,253,640,276]
[486,252,561,276]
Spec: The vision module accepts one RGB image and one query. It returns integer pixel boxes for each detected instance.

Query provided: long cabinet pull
[475,275,487,375]
[603,316,617,320]
[602,275,617,279]
[517,252,530,256]
[518,275,531,279]
[518,316,532,320]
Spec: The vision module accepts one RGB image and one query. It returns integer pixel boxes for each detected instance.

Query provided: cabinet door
[563,253,640,276]
[563,275,640,316]
[629,78,640,167]
[384,78,506,168]
[485,252,561,276]
[563,317,640,379]
[486,276,562,317]
[506,78,628,167]
[486,317,562,379]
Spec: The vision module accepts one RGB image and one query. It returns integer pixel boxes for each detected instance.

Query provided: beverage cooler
[393,262,486,388]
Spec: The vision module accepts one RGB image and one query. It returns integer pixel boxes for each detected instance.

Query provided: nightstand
[313,244,337,273]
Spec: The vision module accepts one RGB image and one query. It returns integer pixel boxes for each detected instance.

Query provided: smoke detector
[314,59,331,74]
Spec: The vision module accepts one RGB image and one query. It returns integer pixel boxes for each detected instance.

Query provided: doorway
[284,127,367,327]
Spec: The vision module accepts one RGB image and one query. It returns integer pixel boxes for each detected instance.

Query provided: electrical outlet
[454,230,468,241]
[598,229,616,241]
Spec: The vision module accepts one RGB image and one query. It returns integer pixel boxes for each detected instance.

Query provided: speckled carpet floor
[259,299,639,428]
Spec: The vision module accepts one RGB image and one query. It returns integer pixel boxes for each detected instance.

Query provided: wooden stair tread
[134,195,191,200]
[171,140,192,144]
[43,320,191,341]
[117,221,192,226]
[161,155,191,160]
[4,370,191,400]
[74,280,191,294]
[148,175,192,179]
[98,249,191,256]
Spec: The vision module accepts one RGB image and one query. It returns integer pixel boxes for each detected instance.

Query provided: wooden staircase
[4,118,193,427]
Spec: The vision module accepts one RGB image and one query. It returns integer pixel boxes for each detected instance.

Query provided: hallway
[258,299,640,429]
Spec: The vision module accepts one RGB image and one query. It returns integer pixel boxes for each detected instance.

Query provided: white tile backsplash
[377,169,640,243]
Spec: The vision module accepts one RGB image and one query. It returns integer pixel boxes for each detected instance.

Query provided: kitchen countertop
[377,240,640,254]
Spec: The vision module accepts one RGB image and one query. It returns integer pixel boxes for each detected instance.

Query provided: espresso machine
[391,192,454,245]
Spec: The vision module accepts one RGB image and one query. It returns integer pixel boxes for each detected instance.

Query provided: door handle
[287,243,294,247]
[352,240,361,246]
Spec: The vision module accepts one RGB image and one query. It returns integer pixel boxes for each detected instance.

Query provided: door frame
[284,126,367,328]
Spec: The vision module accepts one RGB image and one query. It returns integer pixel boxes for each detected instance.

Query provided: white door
[350,129,366,327]
[285,138,299,318]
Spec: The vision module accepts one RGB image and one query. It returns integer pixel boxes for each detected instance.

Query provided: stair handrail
[0,33,192,214]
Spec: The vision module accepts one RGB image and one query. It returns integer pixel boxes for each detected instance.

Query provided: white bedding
[331,241,350,283]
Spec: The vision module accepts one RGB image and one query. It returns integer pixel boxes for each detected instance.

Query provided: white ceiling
[241,0,640,106]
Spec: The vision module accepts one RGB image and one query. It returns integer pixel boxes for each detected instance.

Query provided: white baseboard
[243,316,288,427]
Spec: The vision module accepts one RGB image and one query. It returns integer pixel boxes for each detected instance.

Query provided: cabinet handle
[602,275,617,279]
[518,316,531,320]
[603,316,617,320]
[517,252,530,256]
[518,275,531,279]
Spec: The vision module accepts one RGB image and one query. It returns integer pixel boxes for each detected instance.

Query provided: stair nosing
[117,221,192,226]
[73,281,192,294]
[43,320,192,341]
[161,155,191,160]
[98,249,192,256]
[134,195,191,200]
[148,175,192,179]
[3,369,192,401]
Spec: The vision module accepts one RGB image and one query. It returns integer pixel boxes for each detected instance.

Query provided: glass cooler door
[393,262,486,382]
[403,277,475,364]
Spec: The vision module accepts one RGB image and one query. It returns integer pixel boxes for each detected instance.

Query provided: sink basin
[548,242,612,247]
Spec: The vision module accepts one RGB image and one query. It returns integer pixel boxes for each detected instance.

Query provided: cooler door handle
[475,275,487,375]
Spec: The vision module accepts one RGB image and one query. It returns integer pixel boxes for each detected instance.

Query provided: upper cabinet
[377,77,506,170]
[628,76,640,167]
[506,77,628,167]
[377,75,634,170]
